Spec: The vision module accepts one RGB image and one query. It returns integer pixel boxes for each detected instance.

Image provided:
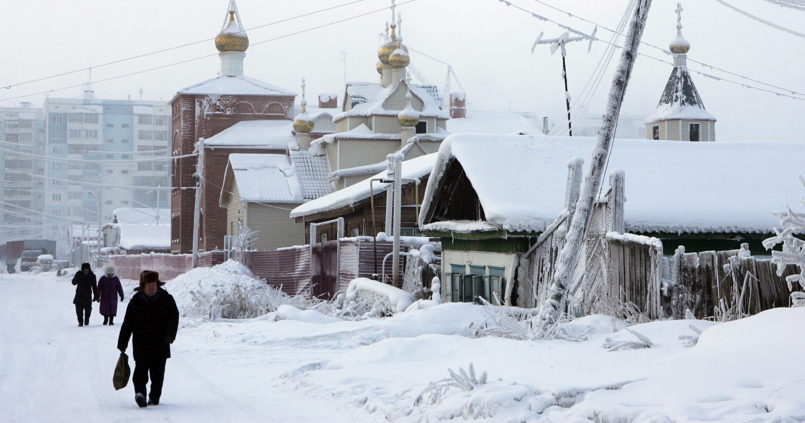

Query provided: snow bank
[345,278,414,314]
[271,304,341,324]
[167,260,297,320]
[278,307,805,422]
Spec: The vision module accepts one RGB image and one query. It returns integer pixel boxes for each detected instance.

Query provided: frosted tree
[232,224,258,264]
[763,176,805,304]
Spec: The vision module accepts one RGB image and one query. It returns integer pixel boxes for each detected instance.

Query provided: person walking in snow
[72,263,98,327]
[117,270,179,408]
[97,265,124,325]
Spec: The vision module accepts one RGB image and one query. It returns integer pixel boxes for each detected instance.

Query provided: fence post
[608,170,626,234]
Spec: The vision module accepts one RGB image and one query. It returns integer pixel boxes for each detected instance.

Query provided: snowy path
[0,272,371,423]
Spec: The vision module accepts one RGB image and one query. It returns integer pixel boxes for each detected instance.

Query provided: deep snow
[2,265,804,422]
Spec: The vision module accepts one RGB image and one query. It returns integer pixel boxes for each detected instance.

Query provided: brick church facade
[170,1,295,253]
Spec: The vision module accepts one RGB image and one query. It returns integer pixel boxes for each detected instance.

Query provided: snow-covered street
[0,271,370,423]
[3,266,805,422]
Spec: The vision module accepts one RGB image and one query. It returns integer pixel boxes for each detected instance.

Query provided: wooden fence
[666,246,800,319]
[109,239,406,297]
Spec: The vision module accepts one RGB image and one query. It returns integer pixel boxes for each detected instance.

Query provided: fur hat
[104,265,116,275]
[138,270,165,289]
[81,263,91,271]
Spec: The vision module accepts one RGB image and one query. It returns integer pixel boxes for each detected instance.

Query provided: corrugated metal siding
[355,240,405,288]
[246,247,310,295]
[247,203,306,250]
[337,241,360,293]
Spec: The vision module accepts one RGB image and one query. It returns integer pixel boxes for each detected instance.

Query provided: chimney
[449,92,466,119]
[318,93,337,109]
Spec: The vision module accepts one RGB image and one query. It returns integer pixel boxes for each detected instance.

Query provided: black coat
[117,288,179,362]
[72,271,98,306]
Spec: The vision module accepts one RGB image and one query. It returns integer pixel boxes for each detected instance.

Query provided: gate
[310,241,339,299]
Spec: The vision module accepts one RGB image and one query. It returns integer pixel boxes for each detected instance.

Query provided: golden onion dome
[377,25,408,65]
[669,34,690,54]
[293,113,315,133]
[293,100,315,133]
[376,61,389,75]
[397,93,420,127]
[215,11,249,53]
[388,48,410,68]
[377,41,397,65]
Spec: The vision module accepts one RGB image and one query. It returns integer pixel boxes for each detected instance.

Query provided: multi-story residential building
[0,103,47,240]
[43,91,171,239]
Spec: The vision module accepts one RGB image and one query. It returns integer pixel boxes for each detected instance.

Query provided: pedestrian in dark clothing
[72,263,98,327]
[118,270,179,408]
[98,265,124,325]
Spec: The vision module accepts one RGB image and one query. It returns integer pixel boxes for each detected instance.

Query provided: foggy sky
[1,0,803,141]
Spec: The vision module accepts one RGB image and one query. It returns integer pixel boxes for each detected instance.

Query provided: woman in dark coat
[72,263,98,327]
[98,265,124,325]
[118,270,179,408]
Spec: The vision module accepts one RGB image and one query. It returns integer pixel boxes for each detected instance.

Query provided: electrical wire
[763,0,805,11]
[3,169,191,191]
[0,0,369,91]
[497,0,805,101]
[0,145,191,163]
[523,0,805,99]
[0,0,418,102]
[715,0,805,39]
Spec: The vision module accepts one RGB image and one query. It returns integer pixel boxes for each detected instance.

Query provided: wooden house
[419,133,805,308]
[220,154,310,251]
[290,154,436,243]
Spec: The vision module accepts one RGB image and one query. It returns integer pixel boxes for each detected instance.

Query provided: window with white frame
[449,264,503,303]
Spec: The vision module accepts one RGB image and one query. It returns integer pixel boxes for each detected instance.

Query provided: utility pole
[537,0,652,332]
[384,155,395,235]
[96,188,102,258]
[391,154,402,286]
[532,28,596,136]
[191,138,205,268]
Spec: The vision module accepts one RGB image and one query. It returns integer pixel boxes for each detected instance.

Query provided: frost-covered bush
[415,363,488,406]
[763,177,805,305]
[170,260,323,320]
[343,278,414,316]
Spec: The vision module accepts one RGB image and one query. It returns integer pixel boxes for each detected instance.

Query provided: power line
[763,0,805,11]
[0,0,369,91]
[523,0,805,99]
[3,169,191,191]
[0,0,418,102]
[0,145,192,163]
[715,0,805,39]
[497,0,805,101]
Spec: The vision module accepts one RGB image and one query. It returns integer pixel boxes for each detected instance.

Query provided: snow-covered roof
[421,134,805,235]
[290,153,437,219]
[204,120,297,150]
[178,75,295,97]
[289,150,333,200]
[225,154,303,204]
[112,208,170,225]
[334,80,446,122]
[117,224,170,251]
[446,111,542,134]
[645,66,715,124]
[315,123,401,144]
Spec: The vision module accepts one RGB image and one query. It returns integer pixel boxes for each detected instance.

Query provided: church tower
[215,0,249,77]
[170,0,295,253]
[645,3,716,142]
[376,0,410,87]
